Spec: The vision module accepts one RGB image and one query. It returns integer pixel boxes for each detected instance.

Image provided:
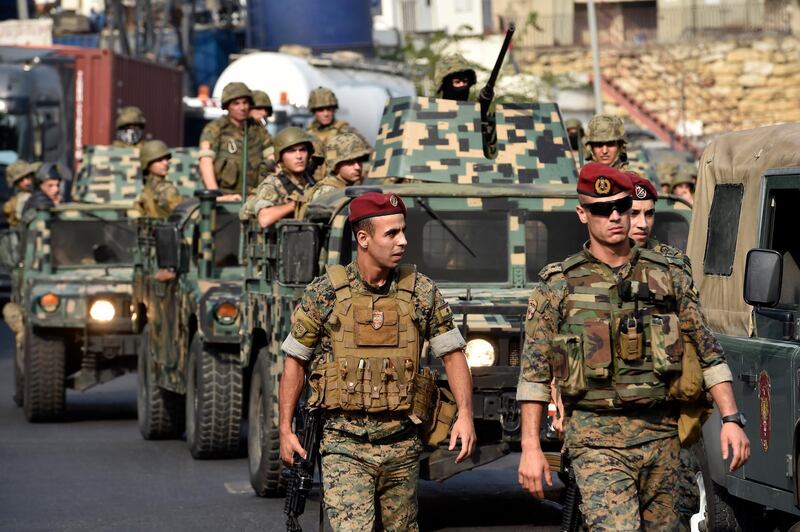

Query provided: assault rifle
[478,23,515,159]
[560,451,583,532]
[284,407,322,532]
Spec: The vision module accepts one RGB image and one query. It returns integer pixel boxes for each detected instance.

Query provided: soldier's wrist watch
[721,412,747,428]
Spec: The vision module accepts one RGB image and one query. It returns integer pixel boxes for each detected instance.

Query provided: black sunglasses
[581,195,633,217]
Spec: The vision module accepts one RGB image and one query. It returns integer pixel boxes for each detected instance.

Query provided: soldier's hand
[450,414,476,464]
[720,423,750,472]
[279,431,306,467]
[518,446,552,499]
[218,194,242,202]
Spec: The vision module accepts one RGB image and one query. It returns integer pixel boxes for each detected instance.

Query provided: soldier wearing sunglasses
[517,163,749,530]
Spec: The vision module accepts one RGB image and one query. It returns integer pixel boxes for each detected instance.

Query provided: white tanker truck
[184,51,416,145]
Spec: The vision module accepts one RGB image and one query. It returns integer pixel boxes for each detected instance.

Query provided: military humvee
[239,96,693,496]
[687,124,800,530]
[133,191,245,459]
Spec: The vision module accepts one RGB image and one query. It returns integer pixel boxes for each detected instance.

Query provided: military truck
[11,200,141,421]
[239,95,693,496]
[687,124,800,531]
[133,191,245,459]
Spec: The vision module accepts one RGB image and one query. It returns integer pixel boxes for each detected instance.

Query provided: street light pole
[588,0,603,115]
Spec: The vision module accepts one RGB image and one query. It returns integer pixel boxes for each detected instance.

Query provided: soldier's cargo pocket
[215,158,239,189]
[582,319,612,379]
[552,334,586,396]
[650,314,683,377]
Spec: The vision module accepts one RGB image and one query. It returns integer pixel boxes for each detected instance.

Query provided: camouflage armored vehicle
[687,124,800,530]
[134,191,245,459]
[240,96,694,496]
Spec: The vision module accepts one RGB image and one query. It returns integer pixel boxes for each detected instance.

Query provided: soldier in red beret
[518,163,749,530]
[278,191,476,530]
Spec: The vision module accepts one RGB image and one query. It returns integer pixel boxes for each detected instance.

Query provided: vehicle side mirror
[744,248,782,307]
[277,221,320,285]
[155,225,189,273]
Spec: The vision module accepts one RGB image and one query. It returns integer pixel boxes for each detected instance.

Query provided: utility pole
[16,0,29,19]
[588,0,603,115]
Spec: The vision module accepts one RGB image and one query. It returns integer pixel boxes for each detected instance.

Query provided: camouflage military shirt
[3,192,30,228]
[199,116,266,194]
[111,140,144,150]
[645,238,693,274]
[134,174,183,219]
[281,261,465,439]
[516,242,732,448]
[239,170,310,220]
[306,119,355,146]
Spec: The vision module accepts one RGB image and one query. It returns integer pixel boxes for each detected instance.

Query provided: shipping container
[51,46,184,163]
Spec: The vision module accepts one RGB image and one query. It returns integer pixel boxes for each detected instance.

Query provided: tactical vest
[552,249,684,410]
[307,264,423,414]
[212,118,263,194]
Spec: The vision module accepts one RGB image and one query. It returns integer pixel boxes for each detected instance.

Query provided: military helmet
[139,140,172,171]
[583,114,627,146]
[34,162,64,184]
[655,161,678,186]
[326,132,372,173]
[672,164,697,190]
[308,87,338,111]
[251,90,273,111]
[435,54,477,94]
[273,127,315,157]
[5,160,35,187]
[221,82,254,109]
[115,106,146,129]
[565,118,583,130]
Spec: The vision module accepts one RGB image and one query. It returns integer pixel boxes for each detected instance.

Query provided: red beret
[349,192,407,224]
[628,172,658,201]
[577,162,633,198]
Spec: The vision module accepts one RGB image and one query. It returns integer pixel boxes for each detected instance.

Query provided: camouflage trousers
[320,429,423,531]
[570,436,680,531]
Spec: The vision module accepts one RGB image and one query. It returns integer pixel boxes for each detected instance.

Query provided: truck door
[736,174,800,489]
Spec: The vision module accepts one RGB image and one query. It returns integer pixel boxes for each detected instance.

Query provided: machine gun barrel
[478,23,516,120]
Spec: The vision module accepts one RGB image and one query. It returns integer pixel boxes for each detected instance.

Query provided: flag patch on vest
[372,310,384,330]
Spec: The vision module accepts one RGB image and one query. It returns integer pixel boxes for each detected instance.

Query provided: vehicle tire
[23,327,65,422]
[248,350,285,497]
[137,325,184,439]
[13,347,23,407]
[186,336,243,459]
[691,439,755,532]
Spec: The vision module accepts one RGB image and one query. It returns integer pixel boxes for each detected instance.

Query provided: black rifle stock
[560,452,582,532]
[284,408,322,532]
[479,23,515,158]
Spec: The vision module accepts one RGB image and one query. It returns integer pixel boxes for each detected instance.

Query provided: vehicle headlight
[39,292,60,313]
[214,302,238,325]
[89,299,116,322]
[464,338,496,367]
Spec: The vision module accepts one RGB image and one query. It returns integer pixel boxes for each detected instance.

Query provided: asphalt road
[0,323,562,531]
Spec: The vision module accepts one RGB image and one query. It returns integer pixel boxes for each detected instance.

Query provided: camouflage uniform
[517,243,732,531]
[583,114,629,170]
[307,119,356,147]
[135,175,183,219]
[199,116,266,194]
[238,170,311,221]
[3,160,34,228]
[281,261,465,531]
[300,132,373,212]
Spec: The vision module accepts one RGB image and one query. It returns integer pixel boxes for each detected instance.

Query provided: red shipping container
[51,46,184,164]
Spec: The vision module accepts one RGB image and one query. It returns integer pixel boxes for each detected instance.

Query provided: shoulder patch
[538,262,563,281]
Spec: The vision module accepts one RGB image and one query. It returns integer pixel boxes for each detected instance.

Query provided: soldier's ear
[355,229,369,250]
[576,204,589,225]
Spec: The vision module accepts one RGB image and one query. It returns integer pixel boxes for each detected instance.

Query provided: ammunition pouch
[214,156,239,190]
[667,337,711,447]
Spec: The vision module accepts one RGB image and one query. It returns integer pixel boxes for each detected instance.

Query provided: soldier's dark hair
[351,218,374,238]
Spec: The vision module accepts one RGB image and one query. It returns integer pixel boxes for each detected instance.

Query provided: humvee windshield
[339,197,690,285]
[213,209,240,268]
[50,220,136,267]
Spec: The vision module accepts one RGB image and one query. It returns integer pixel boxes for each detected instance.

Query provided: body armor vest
[553,250,684,410]
[308,264,423,414]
